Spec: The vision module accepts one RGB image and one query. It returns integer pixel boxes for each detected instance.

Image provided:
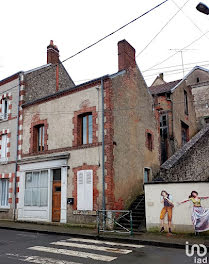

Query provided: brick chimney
[118,40,136,71]
[47,40,59,64]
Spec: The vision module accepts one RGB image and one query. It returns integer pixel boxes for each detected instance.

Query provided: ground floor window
[0,179,9,207]
[77,170,93,210]
[24,170,48,207]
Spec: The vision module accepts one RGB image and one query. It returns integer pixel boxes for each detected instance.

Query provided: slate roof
[161,124,209,170]
[149,79,181,95]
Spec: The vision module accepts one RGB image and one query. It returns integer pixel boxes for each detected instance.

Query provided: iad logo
[185,241,208,263]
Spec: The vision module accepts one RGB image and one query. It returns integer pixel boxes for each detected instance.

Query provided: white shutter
[77,171,85,210]
[84,170,93,210]
[1,135,7,159]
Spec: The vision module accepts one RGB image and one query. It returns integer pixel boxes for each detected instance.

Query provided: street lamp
[196,2,209,15]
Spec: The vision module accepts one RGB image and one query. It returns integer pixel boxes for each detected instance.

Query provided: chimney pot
[118,39,136,71]
[159,73,164,80]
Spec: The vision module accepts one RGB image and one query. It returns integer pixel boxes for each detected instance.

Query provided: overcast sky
[1,0,209,86]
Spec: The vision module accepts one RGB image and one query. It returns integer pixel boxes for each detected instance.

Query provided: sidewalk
[0,220,209,250]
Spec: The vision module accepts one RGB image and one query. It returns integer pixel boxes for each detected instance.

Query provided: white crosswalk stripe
[67,238,145,249]
[29,246,117,262]
[51,241,132,254]
[8,237,146,263]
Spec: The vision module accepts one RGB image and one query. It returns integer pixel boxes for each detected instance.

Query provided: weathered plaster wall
[111,67,160,209]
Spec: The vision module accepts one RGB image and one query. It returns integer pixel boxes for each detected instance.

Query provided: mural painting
[160,190,174,234]
[178,191,209,233]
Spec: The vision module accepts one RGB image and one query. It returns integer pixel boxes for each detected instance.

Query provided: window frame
[1,98,8,120]
[181,121,189,146]
[0,134,7,161]
[24,170,48,207]
[147,133,153,151]
[0,179,9,208]
[79,112,93,145]
[33,124,45,152]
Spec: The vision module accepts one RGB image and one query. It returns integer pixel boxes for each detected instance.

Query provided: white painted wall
[145,182,209,233]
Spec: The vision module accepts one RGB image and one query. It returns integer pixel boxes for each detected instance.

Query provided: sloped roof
[149,79,181,95]
[161,124,209,170]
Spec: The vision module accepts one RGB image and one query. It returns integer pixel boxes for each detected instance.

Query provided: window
[160,114,168,164]
[24,170,48,207]
[181,122,189,146]
[184,90,188,115]
[33,125,45,152]
[1,98,8,120]
[0,179,9,207]
[147,133,153,151]
[79,113,93,145]
[0,134,7,161]
[197,77,200,83]
[144,168,151,183]
[77,170,93,210]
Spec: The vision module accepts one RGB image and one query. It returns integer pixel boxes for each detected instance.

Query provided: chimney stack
[118,40,136,71]
[159,73,164,80]
[47,40,60,64]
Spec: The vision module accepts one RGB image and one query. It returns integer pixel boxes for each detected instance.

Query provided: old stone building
[186,66,209,129]
[0,41,74,220]
[149,76,198,164]
[17,40,160,225]
[160,124,209,182]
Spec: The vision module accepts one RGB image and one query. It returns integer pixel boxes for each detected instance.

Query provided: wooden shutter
[1,135,7,159]
[77,171,85,210]
[84,170,93,210]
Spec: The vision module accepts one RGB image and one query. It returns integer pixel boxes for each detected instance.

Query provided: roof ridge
[161,125,209,170]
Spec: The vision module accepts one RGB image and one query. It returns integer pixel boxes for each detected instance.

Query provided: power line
[62,0,169,64]
[144,30,209,72]
[136,0,190,58]
[0,0,169,97]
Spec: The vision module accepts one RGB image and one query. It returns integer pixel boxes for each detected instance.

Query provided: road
[0,229,201,264]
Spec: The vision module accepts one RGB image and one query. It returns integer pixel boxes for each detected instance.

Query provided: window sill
[73,210,96,216]
[0,207,10,211]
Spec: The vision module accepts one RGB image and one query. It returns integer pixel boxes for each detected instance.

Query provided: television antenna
[169,49,196,77]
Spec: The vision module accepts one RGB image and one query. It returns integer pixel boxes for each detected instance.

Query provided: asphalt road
[0,229,203,264]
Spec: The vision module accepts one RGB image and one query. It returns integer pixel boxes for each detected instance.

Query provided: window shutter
[77,171,85,210]
[1,135,7,159]
[84,170,93,210]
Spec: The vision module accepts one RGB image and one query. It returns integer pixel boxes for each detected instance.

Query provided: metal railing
[97,210,133,235]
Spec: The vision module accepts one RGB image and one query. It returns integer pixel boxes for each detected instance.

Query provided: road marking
[67,238,145,249]
[22,255,82,264]
[29,246,117,262]
[51,241,132,254]
[6,254,81,264]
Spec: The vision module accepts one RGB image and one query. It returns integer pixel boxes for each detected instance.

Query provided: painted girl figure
[160,190,174,234]
[178,191,209,233]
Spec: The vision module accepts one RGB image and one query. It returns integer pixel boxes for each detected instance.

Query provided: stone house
[149,75,198,164]
[17,40,160,224]
[0,41,74,220]
[160,124,209,182]
[186,66,209,129]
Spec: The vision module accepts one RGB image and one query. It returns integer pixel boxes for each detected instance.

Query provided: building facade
[16,40,160,224]
[149,77,198,164]
[0,41,74,220]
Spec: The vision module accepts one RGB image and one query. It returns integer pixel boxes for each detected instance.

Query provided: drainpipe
[14,73,22,221]
[101,78,105,213]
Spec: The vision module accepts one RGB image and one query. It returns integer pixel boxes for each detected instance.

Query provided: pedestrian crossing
[6,237,145,263]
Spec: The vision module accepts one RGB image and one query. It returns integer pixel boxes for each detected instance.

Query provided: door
[52,169,61,222]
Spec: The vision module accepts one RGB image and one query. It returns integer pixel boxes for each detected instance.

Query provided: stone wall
[160,125,209,182]
[24,63,74,103]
